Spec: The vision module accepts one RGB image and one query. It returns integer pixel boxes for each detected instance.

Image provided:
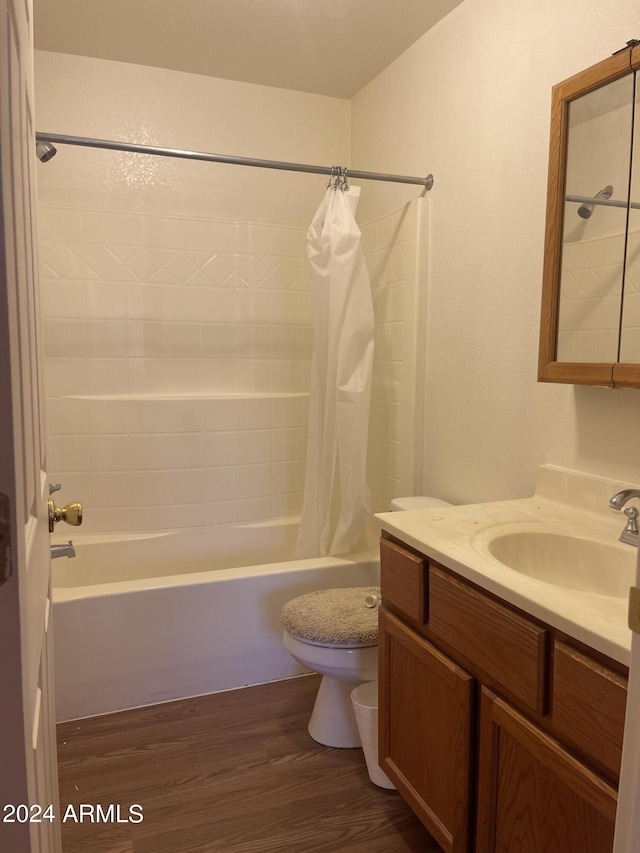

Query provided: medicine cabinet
[538,41,640,387]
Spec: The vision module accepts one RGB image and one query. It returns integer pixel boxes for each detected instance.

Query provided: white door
[0,0,62,850]
[614,550,640,852]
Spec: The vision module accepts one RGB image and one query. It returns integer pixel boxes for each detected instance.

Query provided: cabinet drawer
[380,538,427,624]
[429,567,549,714]
[552,641,627,780]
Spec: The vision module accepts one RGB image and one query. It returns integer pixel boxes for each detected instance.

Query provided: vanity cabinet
[379,535,628,853]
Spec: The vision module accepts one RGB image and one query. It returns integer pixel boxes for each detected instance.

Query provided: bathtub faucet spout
[51,540,76,559]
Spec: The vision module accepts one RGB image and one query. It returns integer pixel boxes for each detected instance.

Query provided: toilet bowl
[282,496,452,749]
[282,628,378,747]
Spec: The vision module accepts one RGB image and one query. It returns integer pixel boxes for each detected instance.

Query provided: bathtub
[52,518,379,721]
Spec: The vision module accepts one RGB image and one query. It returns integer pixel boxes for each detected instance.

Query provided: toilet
[281,495,452,748]
[282,586,379,747]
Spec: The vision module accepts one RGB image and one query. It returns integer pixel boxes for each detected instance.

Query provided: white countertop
[376,466,639,667]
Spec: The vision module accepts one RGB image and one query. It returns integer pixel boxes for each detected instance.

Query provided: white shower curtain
[295,184,374,558]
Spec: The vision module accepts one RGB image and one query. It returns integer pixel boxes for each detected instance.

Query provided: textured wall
[352,0,640,503]
[35,51,350,225]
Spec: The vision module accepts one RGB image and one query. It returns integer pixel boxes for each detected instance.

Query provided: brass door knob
[48,499,83,533]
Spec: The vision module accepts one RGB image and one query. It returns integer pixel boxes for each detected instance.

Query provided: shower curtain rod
[35,132,434,189]
[566,194,640,211]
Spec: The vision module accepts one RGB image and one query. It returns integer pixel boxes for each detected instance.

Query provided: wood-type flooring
[56,674,440,853]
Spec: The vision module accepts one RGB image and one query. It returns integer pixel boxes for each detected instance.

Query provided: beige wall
[35,51,350,225]
[352,0,640,504]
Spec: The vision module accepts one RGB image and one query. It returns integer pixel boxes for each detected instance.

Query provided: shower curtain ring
[333,166,348,192]
[328,165,338,190]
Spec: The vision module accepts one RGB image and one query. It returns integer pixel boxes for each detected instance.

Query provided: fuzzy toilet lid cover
[281,586,380,647]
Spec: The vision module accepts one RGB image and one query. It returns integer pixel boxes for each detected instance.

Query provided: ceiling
[33,0,463,99]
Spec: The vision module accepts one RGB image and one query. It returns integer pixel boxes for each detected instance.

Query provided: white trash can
[351,681,395,789]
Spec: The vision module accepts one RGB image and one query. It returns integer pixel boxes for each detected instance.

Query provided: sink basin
[486,531,636,598]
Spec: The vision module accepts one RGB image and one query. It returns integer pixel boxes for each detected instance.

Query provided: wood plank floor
[56,675,441,853]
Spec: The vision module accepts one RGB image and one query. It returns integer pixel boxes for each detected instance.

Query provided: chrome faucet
[51,540,76,559]
[609,489,640,546]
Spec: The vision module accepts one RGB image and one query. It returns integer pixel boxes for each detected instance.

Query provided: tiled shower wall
[363,202,424,515]
[558,229,640,363]
[363,209,407,515]
[40,200,422,534]
[40,205,311,532]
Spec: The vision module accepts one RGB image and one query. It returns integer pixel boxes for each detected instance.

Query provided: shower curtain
[295,183,374,558]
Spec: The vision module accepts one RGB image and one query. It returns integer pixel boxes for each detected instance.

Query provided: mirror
[538,41,640,387]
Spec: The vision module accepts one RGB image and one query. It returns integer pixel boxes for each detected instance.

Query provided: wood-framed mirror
[538,41,640,388]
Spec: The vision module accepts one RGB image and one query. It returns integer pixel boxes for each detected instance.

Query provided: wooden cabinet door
[379,608,474,853]
[476,688,617,853]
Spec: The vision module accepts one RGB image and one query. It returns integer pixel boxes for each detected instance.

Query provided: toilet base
[308,674,363,748]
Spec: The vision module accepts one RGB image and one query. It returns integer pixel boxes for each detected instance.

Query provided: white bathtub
[52,518,379,721]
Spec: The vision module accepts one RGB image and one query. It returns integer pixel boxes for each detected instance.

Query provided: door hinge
[628,586,640,635]
[0,493,12,586]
